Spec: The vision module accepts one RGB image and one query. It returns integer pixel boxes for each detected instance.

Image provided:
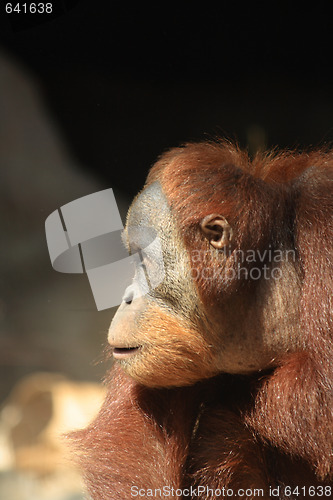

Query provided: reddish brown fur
[72,141,333,499]
[71,365,194,499]
[121,304,218,387]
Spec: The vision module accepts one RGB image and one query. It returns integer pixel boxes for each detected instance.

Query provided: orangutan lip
[112,346,141,359]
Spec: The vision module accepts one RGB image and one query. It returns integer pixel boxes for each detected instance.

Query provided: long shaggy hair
[71,140,333,499]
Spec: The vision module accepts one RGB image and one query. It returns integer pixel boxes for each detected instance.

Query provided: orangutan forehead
[124,181,172,249]
[127,181,171,229]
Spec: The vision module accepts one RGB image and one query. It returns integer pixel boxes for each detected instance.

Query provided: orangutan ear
[200,214,233,249]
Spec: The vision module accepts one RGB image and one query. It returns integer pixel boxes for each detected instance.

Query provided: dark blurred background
[1,2,333,196]
[0,2,332,498]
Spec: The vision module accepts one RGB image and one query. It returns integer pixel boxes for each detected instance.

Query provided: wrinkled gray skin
[108,181,302,384]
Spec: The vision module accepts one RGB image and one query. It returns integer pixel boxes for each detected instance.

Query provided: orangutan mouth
[112,346,141,359]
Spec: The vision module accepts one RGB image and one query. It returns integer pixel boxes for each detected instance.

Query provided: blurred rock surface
[0,49,128,499]
[0,372,105,499]
[0,48,129,398]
